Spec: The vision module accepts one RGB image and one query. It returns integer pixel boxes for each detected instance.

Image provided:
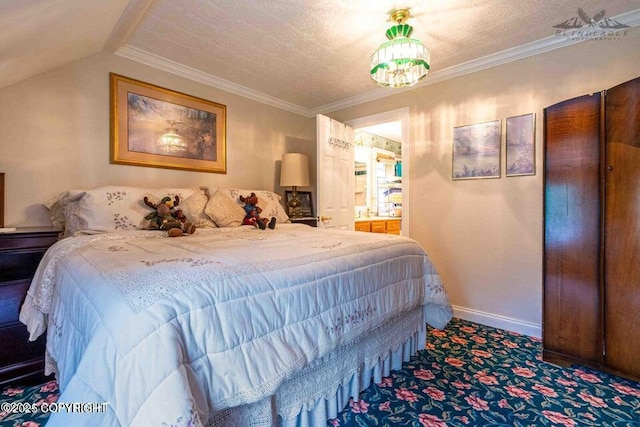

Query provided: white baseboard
[452,305,541,338]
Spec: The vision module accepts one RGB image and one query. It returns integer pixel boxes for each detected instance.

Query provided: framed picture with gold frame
[110,73,227,173]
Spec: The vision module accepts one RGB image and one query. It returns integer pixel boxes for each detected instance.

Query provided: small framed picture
[284,191,314,218]
[506,113,536,176]
[452,120,501,180]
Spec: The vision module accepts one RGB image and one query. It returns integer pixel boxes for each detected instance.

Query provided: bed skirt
[206,306,427,427]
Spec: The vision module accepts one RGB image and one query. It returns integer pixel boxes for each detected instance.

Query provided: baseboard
[452,305,541,338]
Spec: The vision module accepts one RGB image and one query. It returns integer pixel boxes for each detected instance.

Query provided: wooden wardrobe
[543,76,639,382]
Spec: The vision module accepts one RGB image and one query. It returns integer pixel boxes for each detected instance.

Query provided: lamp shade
[280,153,310,187]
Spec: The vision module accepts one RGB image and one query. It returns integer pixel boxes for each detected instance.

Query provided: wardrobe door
[604,77,640,379]
[543,94,601,365]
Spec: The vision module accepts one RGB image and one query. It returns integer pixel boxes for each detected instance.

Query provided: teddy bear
[143,195,196,237]
[239,192,276,230]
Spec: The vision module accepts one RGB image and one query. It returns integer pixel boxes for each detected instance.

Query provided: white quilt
[20,224,451,426]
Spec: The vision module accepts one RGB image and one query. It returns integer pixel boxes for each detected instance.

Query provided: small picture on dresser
[285,191,314,218]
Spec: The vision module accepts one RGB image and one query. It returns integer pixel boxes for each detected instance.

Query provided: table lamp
[280,153,310,218]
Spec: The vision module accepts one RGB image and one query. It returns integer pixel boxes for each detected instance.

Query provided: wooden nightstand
[0,227,59,386]
[288,217,318,227]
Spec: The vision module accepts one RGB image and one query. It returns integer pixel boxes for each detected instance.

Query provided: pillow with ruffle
[43,190,86,237]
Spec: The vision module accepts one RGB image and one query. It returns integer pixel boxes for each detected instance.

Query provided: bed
[19,186,452,427]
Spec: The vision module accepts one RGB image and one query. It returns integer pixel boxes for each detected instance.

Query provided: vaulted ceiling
[2,0,639,116]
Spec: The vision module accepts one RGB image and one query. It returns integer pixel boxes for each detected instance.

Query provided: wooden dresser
[355,218,401,235]
[0,227,59,386]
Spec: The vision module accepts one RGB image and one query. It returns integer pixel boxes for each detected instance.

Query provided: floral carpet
[1,318,639,427]
[329,318,640,426]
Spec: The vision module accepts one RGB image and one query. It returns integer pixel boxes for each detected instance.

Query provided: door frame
[346,107,410,236]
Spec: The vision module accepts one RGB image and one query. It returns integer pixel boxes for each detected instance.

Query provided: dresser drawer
[386,220,401,234]
[0,323,45,369]
[0,280,31,325]
[0,251,48,282]
[354,221,371,232]
[370,221,386,233]
[0,234,58,251]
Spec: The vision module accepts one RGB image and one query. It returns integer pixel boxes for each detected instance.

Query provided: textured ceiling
[124,0,640,110]
[2,0,639,113]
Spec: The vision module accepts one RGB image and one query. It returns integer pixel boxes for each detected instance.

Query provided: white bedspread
[20,224,451,426]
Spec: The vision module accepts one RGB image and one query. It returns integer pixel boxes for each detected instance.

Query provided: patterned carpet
[1,318,638,426]
[330,318,640,426]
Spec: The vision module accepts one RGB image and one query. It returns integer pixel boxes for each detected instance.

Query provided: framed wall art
[452,120,501,180]
[506,113,536,176]
[284,190,314,218]
[110,73,227,173]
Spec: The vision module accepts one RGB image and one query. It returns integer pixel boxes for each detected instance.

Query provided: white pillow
[179,190,216,228]
[204,188,289,227]
[76,186,200,232]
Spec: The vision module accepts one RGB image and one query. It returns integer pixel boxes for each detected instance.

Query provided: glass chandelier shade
[158,122,187,153]
[370,10,430,88]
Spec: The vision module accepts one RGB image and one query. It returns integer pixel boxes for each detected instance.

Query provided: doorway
[346,108,410,236]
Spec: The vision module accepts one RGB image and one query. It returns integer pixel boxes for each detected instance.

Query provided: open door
[316,114,355,230]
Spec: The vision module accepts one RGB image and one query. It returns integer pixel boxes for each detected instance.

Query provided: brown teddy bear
[239,192,276,230]
[143,195,196,237]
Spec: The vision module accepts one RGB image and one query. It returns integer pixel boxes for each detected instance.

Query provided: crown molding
[115,45,310,117]
[313,7,640,115]
[117,8,640,118]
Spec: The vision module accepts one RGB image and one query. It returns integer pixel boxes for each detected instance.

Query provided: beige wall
[2,35,638,335]
[0,52,312,226]
[329,34,640,334]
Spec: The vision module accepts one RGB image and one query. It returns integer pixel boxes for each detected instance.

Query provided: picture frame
[0,173,4,228]
[506,113,536,177]
[452,120,501,180]
[110,73,227,174]
[284,191,314,218]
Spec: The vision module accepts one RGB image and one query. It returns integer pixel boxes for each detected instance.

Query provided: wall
[329,34,640,336]
[0,52,312,226]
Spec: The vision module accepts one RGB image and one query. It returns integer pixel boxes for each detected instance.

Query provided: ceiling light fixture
[370,9,430,88]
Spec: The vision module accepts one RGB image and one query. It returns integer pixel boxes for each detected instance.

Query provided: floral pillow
[76,186,201,232]
[204,188,289,227]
